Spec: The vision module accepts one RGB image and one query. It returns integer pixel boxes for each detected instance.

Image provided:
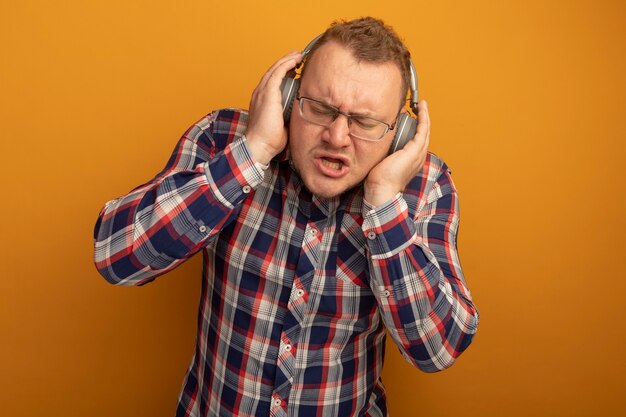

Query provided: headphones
[280,35,419,153]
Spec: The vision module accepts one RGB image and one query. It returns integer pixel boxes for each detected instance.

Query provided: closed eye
[351,116,379,130]
[309,102,336,117]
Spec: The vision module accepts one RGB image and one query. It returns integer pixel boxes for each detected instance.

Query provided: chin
[301,175,359,199]
[307,187,343,199]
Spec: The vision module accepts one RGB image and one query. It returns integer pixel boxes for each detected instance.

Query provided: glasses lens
[301,98,334,126]
[349,116,388,141]
[299,97,389,141]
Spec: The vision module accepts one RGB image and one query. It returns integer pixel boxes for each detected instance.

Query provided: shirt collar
[281,161,364,220]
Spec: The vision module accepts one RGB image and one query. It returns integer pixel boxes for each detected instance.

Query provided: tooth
[322,159,342,170]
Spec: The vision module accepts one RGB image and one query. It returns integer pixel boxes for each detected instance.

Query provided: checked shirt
[94,109,479,417]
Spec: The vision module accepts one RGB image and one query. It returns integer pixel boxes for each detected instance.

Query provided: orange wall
[1,1,625,415]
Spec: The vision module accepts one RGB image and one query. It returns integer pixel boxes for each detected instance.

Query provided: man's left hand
[363,100,431,207]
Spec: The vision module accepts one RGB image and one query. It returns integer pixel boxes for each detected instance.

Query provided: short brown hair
[304,17,411,107]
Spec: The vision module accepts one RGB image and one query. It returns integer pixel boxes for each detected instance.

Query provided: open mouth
[321,157,344,171]
[316,156,349,178]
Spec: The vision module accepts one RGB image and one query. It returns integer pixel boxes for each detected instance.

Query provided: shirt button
[310,228,317,236]
[296,289,304,297]
[284,344,292,352]
[383,289,391,297]
[289,376,294,383]
[272,398,282,407]
[242,185,252,193]
[367,231,377,240]
[199,225,207,233]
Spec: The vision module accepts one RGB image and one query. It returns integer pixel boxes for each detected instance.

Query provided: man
[94,17,479,417]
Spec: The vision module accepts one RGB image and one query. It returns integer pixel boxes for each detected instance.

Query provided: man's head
[288,17,412,198]
[303,17,412,110]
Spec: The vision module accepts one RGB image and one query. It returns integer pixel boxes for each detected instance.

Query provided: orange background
[1,0,625,415]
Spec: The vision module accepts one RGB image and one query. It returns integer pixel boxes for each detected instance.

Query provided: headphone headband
[298,34,419,115]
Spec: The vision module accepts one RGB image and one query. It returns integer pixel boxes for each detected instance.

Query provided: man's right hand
[245,50,303,166]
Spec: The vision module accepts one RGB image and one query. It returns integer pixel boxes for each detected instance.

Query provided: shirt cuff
[240,134,270,176]
[203,135,266,209]
[362,193,417,258]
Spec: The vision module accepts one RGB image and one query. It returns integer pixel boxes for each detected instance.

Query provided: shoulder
[183,108,250,149]
[423,152,451,182]
[403,152,457,212]
[407,152,452,190]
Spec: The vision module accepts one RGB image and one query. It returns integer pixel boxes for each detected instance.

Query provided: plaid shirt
[94,109,478,417]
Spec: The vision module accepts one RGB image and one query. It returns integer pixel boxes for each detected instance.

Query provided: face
[288,41,405,199]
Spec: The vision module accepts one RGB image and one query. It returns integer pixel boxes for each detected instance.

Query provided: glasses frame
[296,95,398,142]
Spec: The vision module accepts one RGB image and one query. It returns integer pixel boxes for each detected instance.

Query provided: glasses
[296,96,396,142]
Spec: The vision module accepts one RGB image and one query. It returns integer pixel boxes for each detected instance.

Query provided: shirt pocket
[307,273,376,333]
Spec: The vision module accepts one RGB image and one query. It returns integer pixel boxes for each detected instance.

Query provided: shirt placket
[270,219,323,417]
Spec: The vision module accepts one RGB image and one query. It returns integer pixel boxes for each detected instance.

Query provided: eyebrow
[308,95,382,119]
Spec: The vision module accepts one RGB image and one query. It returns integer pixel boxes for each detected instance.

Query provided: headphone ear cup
[390,113,418,154]
[280,71,300,123]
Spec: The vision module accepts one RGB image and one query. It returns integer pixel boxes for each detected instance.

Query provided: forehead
[300,41,404,115]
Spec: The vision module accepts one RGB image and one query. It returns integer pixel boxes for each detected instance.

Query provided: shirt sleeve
[362,158,479,373]
[93,110,265,286]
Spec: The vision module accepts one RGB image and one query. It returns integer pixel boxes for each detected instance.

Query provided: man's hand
[364,100,431,207]
[245,50,303,166]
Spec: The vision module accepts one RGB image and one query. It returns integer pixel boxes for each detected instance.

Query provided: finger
[257,50,302,90]
[265,50,301,75]
[250,51,302,112]
[264,52,303,92]
[419,100,430,148]
[399,101,429,166]
[415,100,430,136]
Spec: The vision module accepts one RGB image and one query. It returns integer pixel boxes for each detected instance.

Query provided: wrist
[363,182,399,208]
[243,133,275,166]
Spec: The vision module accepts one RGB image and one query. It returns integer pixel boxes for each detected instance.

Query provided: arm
[94,50,303,286]
[363,160,479,372]
[363,101,478,372]
[93,110,266,286]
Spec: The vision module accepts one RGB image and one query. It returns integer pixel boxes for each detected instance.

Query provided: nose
[323,114,351,148]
